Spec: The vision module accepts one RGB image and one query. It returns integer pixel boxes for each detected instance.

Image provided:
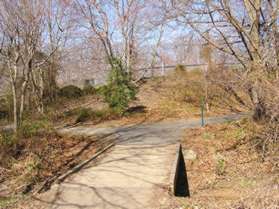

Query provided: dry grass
[178,119,279,209]
[81,69,249,128]
[134,69,247,121]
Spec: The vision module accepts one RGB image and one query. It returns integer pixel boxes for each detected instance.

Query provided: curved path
[31,114,247,209]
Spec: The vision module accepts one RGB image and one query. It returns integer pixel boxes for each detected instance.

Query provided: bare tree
[112,0,145,73]
[160,0,278,118]
[0,0,45,131]
[44,0,74,102]
[74,0,115,67]
[29,0,73,113]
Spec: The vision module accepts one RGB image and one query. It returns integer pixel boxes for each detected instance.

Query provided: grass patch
[0,117,55,169]
[11,153,42,190]
[239,178,257,188]
[224,127,246,141]
[75,108,92,123]
[0,130,17,148]
[136,68,245,122]
[215,153,226,176]
[202,132,215,140]
[62,107,121,124]
[19,117,54,138]
[0,196,18,208]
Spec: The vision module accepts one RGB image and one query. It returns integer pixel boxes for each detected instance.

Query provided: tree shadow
[32,121,180,208]
[32,113,246,208]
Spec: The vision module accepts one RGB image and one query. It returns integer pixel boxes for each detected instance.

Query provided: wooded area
[0,0,278,208]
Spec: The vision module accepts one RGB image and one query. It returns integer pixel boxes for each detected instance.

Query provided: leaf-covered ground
[179,119,279,209]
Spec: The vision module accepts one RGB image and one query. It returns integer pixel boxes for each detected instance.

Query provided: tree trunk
[272,5,279,70]
[39,68,44,114]
[243,0,261,62]
[244,0,265,120]
[11,82,18,132]
[248,85,266,121]
[19,80,28,125]
[10,64,19,133]
[19,60,32,125]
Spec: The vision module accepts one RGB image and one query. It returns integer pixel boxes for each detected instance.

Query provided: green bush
[63,109,78,117]
[0,131,18,165]
[75,108,92,123]
[19,118,53,138]
[95,85,107,96]
[103,57,136,113]
[215,154,226,176]
[0,131,17,148]
[63,106,120,124]
[58,85,83,99]
[74,107,120,123]
[94,108,120,119]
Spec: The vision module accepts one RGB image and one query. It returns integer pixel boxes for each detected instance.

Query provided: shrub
[58,85,83,99]
[12,153,42,188]
[63,108,119,123]
[19,118,53,138]
[95,85,107,95]
[166,68,206,106]
[0,131,18,167]
[95,108,120,119]
[183,81,205,105]
[75,108,92,123]
[74,107,120,124]
[215,154,226,176]
[0,131,17,149]
[63,109,78,117]
[103,57,137,113]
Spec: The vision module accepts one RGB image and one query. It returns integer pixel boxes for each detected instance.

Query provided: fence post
[201,97,205,127]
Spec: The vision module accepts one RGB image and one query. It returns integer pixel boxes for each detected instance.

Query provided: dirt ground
[179,119,279,209]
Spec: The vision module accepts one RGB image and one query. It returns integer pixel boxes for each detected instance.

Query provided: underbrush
[44,90,107,123]
[0,117,56,204]
[0,114,108,207]
[137,67,248,121]
[254,121,279,170]
[62,107,121,125]
[166,68,205,107]
[0,93,14,124]
[19,117,54,138]
[168,68,248,113]
[0,117,55,168]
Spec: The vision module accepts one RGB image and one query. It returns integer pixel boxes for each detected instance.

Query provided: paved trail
[32,114,246,209]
